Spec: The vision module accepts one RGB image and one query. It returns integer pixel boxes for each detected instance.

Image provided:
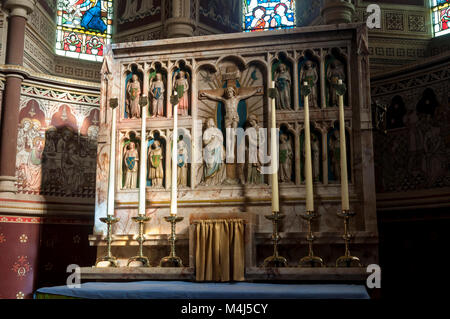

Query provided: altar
[86,22,377,281]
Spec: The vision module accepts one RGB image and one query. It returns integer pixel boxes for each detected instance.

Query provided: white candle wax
[138,99,147,216]
[271,81,279,213]
[107,104,117,216]
[338,80,350,211]
[170,100,178,216]
[303,81,314,212]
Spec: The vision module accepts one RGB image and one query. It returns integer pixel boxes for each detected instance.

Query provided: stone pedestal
[321,0,355,25]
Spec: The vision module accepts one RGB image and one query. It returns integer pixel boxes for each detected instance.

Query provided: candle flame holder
[160,215,184,267]
[298,210,324,267]
[336,210,362,267]
[95,215,120,267]
[262,211,288,267]
[127,216,151,267]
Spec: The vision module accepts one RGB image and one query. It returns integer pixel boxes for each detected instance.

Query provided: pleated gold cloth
[194,219,245,282]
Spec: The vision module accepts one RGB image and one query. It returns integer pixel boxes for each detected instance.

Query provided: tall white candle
[170,99,178,216]
[107,104,117,216]
[338,79,350,211]
[271,81,279,213]
[138,99,147,216]
[303,82,314,212]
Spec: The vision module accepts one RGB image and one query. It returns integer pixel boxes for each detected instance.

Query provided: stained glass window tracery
[243,0,295,32]
[431,0,450,37]
[56,0,113,62]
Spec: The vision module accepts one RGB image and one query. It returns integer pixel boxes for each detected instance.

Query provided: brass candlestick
[127,216,151,267]
[95,215,120,267]
[159,215,184,267]
[299,210,324,267]
[336,210,362,267]
[262,211,288,267]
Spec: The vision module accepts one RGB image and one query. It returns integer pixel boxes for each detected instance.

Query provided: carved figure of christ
[199,85,263,181]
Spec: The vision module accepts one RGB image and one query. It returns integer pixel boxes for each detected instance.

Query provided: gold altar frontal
[89,23,378,281]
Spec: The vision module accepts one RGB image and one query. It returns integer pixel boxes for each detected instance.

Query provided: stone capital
[4,0,36,19]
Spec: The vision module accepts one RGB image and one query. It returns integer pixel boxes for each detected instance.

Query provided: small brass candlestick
[159,215,184,267]
[336,210,362,267]
[299,210,324,267]
[263,211,288,267]
[95,215,120,267]
[127,215,151,267]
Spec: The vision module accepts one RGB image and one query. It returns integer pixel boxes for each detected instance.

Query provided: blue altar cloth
[35,281,369,299]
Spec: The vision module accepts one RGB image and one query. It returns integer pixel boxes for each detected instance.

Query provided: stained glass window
[243,0,295,32]
[56,0,113,62]
[431,0,450,37]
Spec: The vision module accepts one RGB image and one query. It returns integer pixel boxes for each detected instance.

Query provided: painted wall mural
[15,85,100,197]
[372,60,450,193]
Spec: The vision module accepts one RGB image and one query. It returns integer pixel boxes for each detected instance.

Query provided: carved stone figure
[173,70,189,116]
[279,133,293,183]
[123,142,139,189]
[148,140,164,187]
[311,134,320,181]
[300,60,319,108]
[246,115,264,184]
[126,74,141,118]
[274,63,292,109]
[327,60,346,107]
[177,137,188,187]
[202,118,226,186]
[150,73,165,117]
[329,130,341,181]
[200,86,262,129]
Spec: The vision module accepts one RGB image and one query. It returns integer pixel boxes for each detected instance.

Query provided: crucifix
[198,66,264,182]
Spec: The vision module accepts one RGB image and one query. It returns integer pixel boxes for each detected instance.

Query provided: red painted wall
[0,215,96,299]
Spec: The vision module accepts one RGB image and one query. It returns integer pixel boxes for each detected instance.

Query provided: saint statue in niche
[173,70,190,116]
[274,63,291,110]
[246,115,264,184]
[202,118,226,186]
[150,73,165,117]
[327,60,346,107]
[311,134,320,182]
[300,60,319,108]
[177,136,188,187]
[126,74,141,119]
[123,142,139,189]
[328,130,341,181]
[279,133,293,183]
[148,140,164,187]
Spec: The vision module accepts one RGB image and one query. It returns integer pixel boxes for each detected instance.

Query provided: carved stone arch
[216,54,247,72]
[194,62,218,74]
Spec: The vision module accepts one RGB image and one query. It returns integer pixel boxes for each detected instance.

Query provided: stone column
[0,0,35,194]
[321,0,355,25]
[165,0,195,38]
